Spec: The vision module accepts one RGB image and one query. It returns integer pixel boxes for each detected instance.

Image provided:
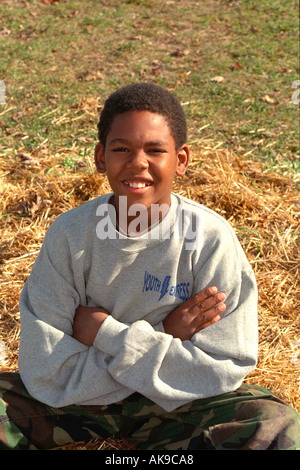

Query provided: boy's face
[95,110,189,219]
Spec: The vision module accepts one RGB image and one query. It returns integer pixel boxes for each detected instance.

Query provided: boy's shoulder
[175,193,249,267]
[173,192,240,248]
[174,193,232,229]
[47,193,111,235]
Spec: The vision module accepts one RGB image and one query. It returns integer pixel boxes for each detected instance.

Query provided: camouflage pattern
[0,372,299,450]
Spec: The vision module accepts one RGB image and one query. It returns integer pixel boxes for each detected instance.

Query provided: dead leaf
[15,153,40,167]
[261,94,279,105]
[171,49,190,57]
[14,193,51,219]
[210,76,224,83]
[43,0,62,4]
[27,194,43,218]
[0,27,11,36]
[260,130,274,138]
[231,62,243,70]
[76,71,103,82]
[73,136,94,144]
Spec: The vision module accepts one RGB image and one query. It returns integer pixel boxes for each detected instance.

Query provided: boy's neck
[110,195,171,237]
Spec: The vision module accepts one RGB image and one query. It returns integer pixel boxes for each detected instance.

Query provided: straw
[0,142,299,450]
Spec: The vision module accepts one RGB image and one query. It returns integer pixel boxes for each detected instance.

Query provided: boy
[0,83,299,450]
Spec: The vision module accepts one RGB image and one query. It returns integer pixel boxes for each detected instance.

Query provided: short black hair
[97,82,187,150]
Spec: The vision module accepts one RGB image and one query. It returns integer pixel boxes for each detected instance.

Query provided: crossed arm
[19,211,258,410]
[73,286,226,345]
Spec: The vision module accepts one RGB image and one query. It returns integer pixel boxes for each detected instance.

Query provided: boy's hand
[163,287,226,341]
[73,305,109,346]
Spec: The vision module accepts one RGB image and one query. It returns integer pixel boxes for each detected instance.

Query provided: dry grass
[0,141,299,450]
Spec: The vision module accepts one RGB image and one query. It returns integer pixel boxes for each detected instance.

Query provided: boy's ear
[94,142,106,173]
[176,144,190,176]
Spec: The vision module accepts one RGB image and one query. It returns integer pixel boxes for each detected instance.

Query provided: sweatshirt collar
[97,193,182,252]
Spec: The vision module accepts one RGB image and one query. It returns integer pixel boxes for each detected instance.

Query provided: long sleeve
[18,213,134,408]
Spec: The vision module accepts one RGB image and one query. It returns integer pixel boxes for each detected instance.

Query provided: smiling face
[95,110,189,230]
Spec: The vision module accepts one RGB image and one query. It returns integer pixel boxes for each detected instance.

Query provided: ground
[0,0,299,450]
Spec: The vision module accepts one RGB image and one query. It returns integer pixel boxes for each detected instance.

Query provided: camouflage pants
[0,372,299,450]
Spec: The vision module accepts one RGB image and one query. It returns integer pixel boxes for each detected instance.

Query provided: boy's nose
[127,150,148,169]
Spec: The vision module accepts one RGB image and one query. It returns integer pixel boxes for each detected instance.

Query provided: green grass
[0,0,299,175]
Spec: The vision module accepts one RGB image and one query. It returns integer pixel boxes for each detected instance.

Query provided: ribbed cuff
[93,315,128,357]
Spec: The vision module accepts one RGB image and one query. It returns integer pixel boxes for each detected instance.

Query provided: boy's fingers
[193,302,226,334]
[196,292,226,313]
[185,287,219,307]
[196,301,226,325]
[194,314,221,334]
[187,289,226,314]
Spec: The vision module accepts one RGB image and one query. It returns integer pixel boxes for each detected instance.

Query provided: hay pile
[0,142,299,450]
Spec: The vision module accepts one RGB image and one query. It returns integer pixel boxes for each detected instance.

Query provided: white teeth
[125,181,150,188]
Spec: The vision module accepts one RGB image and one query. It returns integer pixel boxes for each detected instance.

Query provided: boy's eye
[148,148,165,154]
[112,147,128,152]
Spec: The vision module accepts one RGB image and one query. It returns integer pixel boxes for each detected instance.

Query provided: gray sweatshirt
[19,193,258,412]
